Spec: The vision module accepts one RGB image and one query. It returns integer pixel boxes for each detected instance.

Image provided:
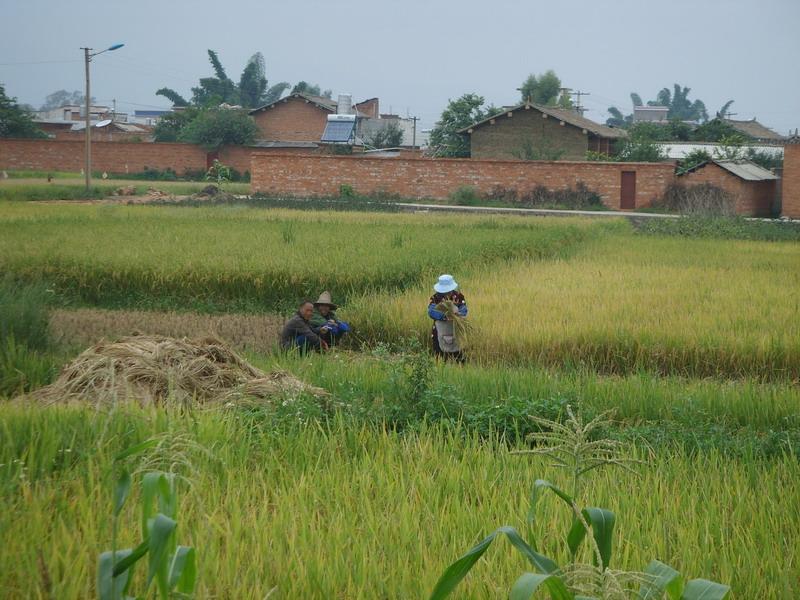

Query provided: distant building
[782,135,800,218]
[460,102,627,160]
[248,92,381,147]
[36,104,111,122]
[633,106,669,123]
[131,110,171,126]
[722,118,785,144]
[679,159,778,217]
[657,142,783,160]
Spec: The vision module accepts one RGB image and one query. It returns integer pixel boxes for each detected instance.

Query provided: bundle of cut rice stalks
[434,300,475,348]
[26,334,327,406]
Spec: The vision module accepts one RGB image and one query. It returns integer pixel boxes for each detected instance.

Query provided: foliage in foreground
[431,410,730,599]
[0,407,796,598]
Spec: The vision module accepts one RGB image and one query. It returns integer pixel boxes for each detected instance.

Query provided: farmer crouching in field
[280,300,328,353]
[310,291,350,347]
[428,274,468,362]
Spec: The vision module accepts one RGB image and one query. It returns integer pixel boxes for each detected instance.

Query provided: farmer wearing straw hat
[428,274,468,362]
[310,291,351,346]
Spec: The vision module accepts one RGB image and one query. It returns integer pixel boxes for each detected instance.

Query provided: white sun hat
[434,274,459,293]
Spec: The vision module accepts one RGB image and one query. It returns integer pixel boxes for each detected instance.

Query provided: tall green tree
[654,84,708,122]
[429,93,501,157]
[519,70,571,106]
[0,85,45,138]
[177,108,258,150]
[156,50,289,109]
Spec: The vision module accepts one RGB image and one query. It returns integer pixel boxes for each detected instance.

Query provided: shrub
[653,182,735,216]
[339,184,356,198]
[449,185,481,206]
[518,182,604,210]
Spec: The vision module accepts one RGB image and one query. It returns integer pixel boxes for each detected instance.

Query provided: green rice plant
[98,439,197,600]
[430,410,730,599]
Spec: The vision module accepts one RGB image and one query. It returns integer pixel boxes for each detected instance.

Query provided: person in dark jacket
[309,291,351,346]
[428,274,468,362]
[280,300,328,352]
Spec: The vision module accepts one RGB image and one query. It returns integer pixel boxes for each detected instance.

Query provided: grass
[349,231,800,380]
[0,406,797,598]
[0,204,597,313]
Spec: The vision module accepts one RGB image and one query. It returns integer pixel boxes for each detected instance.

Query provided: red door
[620,171,636,209]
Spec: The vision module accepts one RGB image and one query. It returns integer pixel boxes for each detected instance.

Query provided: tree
[519,70,571,107]
[291,81,332,98]
[429,93,501,157]
[0,84,45,138]
[364,121,404,148]
[716,100,735,119]
[177,108,258,150]
[156,50,289,109]
[152,107,198,142]
[691,118,742,142]
[654,84,708,122]
[40,89,93,111]
[677,148,712,173]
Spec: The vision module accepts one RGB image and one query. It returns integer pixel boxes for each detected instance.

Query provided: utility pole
[80,43,124,192]
[410,115,419,149]
[82,47,91,191]
[571,90,590,116]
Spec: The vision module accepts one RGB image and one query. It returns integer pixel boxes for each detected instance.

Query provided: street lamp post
[81,43,124,191]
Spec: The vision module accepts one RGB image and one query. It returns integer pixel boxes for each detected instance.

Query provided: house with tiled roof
[723,118,785,144]
[248,92,379,146]
[459,102,627,160]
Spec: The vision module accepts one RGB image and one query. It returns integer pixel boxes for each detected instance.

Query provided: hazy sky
[1,0,798,133]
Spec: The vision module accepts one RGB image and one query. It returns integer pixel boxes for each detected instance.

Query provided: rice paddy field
[1,199,799,598]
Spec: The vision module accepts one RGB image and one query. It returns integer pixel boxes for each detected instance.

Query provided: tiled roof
[249,92,337,114]
[723,119,785,142]
[459,102,627,139]
[681,159,777,181]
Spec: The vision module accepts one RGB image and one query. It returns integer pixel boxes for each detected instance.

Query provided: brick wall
[251,97,330,142]
[681,162,776,216]
[782,144,800,218]
[0,139,207,174]
[251,154,675,209]
[470,108,589,160]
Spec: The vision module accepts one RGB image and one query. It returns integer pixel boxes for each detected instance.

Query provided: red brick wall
[251,97,330,142]
[681,163,776,216]
[0,139,207,174]
[782,144,800,218]
[251,154,675,209]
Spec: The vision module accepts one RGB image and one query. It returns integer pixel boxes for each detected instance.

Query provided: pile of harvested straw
[28,334,327,406]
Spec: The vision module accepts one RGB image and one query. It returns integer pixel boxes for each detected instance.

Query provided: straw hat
[313,291,338,310]
[433,274,458,294]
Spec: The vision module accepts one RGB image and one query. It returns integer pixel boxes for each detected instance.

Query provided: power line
[0,59,81,66]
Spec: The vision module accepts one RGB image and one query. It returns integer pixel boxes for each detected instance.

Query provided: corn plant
[97,439,197,600]
[429,409,730,599]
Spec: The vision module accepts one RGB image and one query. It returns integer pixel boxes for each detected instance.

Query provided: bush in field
[450,185,481,206]
[519,182,604,210]
[430,409,730,599]
[638,216,800,242]
[653,182,735,216]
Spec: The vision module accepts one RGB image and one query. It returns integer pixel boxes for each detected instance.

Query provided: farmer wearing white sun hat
[428,274,468,362]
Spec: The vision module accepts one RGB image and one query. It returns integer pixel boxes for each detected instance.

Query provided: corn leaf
[529,479,575,524]
[169,546,197,593]
[565,507,616,570]
[141,472,165,538]
[510,572,573,600]
[111,538,149,577]
[146,514,177,589]
[429,526,565,600]
[682,579,730,600]
[640,560,683,600]
[98,549,133,600]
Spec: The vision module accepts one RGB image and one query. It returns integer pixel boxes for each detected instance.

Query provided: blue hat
[434,274,458,293]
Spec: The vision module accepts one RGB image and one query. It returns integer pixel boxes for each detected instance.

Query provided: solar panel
[321,120,356,143]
